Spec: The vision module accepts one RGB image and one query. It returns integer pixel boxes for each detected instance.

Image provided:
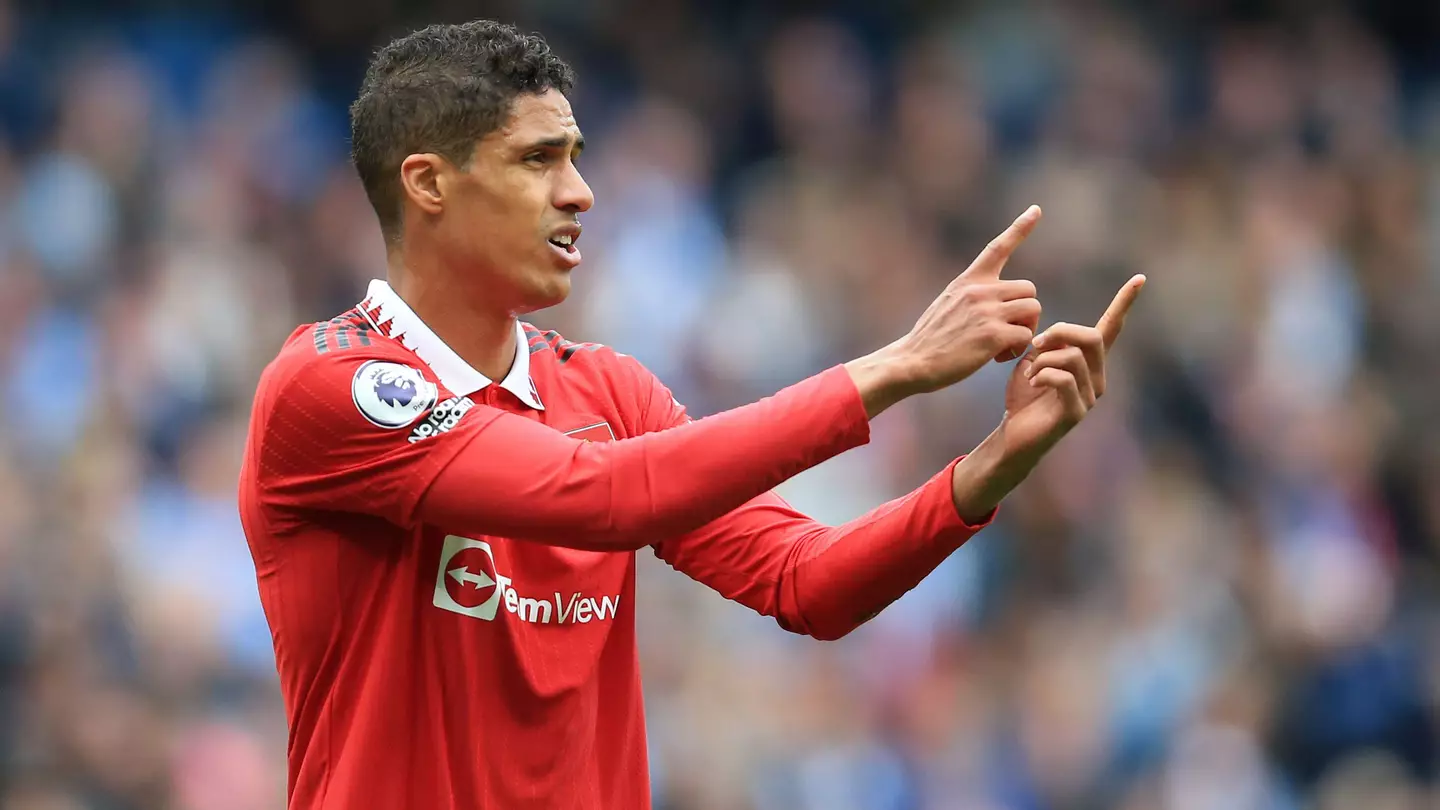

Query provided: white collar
[358,279,544,410]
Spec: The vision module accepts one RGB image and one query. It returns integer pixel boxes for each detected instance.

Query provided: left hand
[999,274,1146,462]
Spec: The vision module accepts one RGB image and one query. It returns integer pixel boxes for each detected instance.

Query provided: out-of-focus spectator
[1,2,1439,807]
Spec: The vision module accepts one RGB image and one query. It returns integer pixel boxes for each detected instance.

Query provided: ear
[399,153,448,216]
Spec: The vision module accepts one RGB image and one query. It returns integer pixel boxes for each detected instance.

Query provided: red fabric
[419,367,873,549]
[635,367,996,642]
[237,318,872,809]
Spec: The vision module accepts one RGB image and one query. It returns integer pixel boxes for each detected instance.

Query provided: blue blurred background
[2,0,1440,807]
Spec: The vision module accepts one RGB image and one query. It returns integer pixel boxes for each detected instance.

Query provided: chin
[518,277,572,314]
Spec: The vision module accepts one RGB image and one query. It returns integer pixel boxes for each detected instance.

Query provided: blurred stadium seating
[2,0,1439,807]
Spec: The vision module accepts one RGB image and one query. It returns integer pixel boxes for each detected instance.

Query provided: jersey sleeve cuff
[822,364,873,447]
[925,455,998,536]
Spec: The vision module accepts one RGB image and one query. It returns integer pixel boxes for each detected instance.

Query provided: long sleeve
[622,354,995,640]
[653,460,994,640]
[253,347,871,551]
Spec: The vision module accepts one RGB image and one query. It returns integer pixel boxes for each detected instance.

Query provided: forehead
[494,89,578,143]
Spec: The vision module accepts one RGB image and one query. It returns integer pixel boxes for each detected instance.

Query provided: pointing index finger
[958,205,1042,282]
[1096,274,1146,349]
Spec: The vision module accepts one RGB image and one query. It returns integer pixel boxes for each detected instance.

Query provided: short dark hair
[349,20,576,242]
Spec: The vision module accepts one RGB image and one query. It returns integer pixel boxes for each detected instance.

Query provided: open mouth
[547,233,582,267]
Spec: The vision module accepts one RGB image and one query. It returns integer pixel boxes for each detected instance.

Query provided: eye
[523,152,548,165]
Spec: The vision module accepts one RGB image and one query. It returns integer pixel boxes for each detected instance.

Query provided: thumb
[1005,345,1041,389]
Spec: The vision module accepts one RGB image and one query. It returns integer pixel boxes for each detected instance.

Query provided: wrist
[950,422,1041,522]
[843,343,919,420]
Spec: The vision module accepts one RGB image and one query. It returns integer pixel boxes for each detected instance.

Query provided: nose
[554,160,594,214]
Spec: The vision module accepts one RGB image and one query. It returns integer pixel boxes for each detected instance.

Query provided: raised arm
[255,208,1048,551]
[650,274,1147,639]
[418,365,873,549]
[653,460,992,641]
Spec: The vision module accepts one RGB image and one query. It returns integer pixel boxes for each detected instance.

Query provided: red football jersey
[239,280,990,809]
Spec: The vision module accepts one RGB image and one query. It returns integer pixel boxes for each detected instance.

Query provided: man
[238,19,1144,810]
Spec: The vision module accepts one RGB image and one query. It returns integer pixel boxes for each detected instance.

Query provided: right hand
[892,206,1044,394]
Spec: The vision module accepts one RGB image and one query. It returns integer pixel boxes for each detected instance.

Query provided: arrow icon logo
[448,565,495,590]
[434,536,504,621]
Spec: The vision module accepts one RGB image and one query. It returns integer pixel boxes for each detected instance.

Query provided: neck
[387,255,517,383]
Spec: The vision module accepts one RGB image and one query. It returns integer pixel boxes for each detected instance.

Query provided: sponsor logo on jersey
[409,395,475,443]
[562,420,616,443]
[433,535,622,625]
[351,360,438,429]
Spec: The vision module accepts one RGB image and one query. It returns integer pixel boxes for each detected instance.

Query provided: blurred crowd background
[2,0,1440,808]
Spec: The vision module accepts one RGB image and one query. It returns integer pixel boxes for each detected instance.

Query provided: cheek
[447,193,515,249]
[476,186,546,245]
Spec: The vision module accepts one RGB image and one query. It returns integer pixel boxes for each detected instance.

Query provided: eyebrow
[524,133,586,152]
